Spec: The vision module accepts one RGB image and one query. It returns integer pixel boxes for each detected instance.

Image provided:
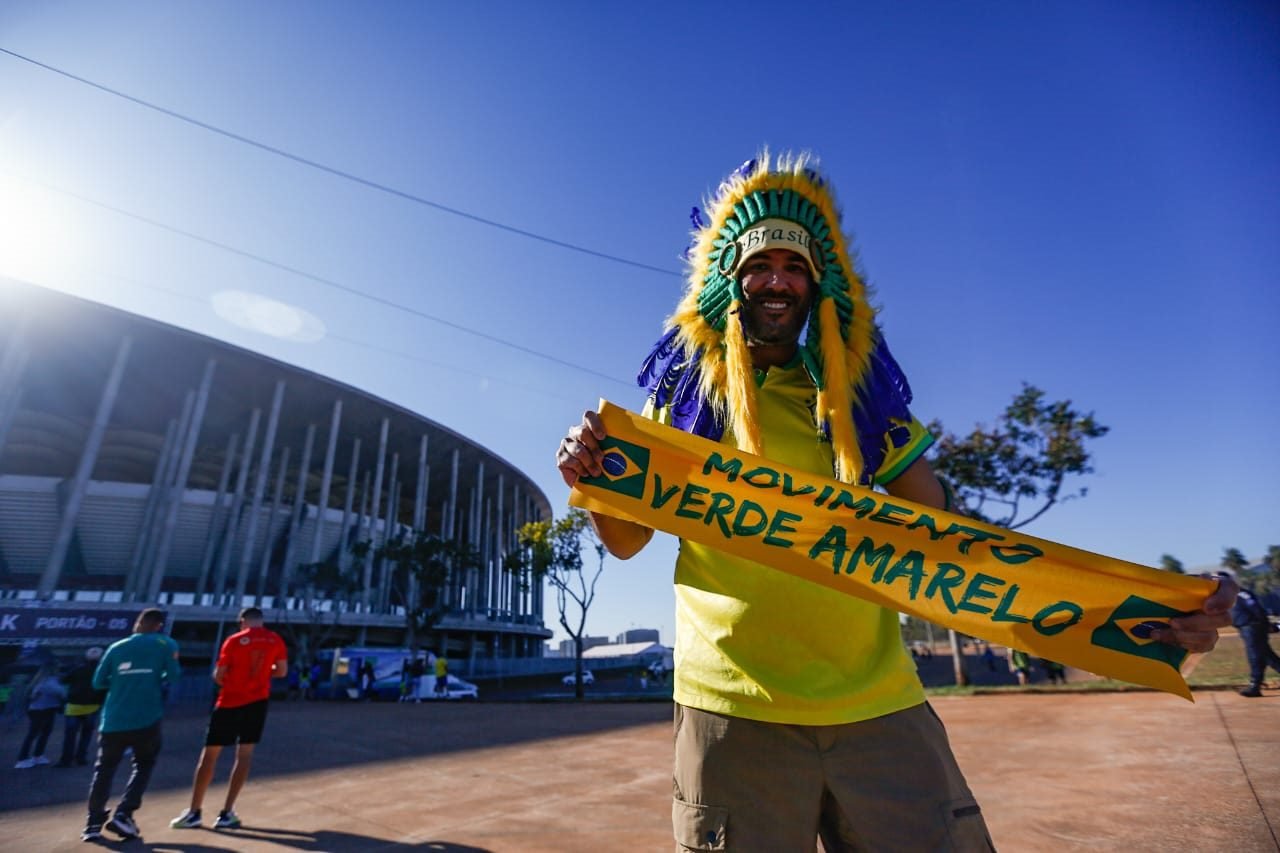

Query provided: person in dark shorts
[170,607,287,831]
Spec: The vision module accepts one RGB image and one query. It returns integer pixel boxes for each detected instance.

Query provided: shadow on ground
[84,825,493,852]
[0,701,671,813]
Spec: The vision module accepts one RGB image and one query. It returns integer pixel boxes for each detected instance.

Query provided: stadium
[0,279,553,667]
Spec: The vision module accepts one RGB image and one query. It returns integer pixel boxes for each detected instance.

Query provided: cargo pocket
[942,797,996,851]
[673,799,728,851]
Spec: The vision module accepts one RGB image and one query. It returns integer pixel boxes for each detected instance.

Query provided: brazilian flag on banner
[581,436,649,500]
[1091,596,1189,670]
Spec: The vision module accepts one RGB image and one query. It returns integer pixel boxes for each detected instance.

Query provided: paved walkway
[2,691,1276,851]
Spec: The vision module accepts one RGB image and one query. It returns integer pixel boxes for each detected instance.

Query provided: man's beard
[741,298,810,346]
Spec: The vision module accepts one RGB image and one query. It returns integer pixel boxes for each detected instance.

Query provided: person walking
[1233,586,1280,697]
[80,608,181,842]
[433,653,449,697]
[1009,649,1032,686]
[556,151,1236,850]
[14,665,67,768]
[409,655,426,702]
[56,646,106,767]
[170,606,288,831]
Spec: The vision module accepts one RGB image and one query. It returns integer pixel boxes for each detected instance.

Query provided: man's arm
[883,456,946,510]
[557,409,655,559]
[272,641,289,679]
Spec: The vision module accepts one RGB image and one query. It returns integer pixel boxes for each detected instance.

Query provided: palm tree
[1221,547,1249,573]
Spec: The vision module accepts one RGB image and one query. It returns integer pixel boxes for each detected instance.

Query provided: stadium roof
[0,278,550,530]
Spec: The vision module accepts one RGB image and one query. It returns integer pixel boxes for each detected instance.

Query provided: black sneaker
[1239,687,1263,698]
[106,812,140,839]
[81,823,103,842]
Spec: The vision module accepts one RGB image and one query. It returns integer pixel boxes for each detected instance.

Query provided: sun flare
[0,174,70,284]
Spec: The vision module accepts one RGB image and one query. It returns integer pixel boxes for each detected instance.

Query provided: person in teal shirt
[81,608,181,843]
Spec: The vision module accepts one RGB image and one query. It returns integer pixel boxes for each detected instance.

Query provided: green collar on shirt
[752,350,805,387]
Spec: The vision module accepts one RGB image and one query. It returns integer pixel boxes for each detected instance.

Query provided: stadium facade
[0,279,553,665]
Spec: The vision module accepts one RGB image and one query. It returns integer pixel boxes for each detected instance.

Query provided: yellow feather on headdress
[654,149,895,485]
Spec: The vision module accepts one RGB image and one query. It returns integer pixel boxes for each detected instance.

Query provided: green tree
[505,509,604,700]
[927,384,1109,529]
[927,384,1109,686]
[357,531,480,653]
[1158,554,1185,574]
[1265,546,1280,590]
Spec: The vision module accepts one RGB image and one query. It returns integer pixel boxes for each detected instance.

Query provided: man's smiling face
[738,248,815,350]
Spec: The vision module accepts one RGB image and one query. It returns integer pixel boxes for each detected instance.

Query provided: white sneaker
[14,758,36,769]
[32,756,51,766]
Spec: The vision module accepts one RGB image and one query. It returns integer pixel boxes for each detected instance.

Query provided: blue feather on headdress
[638,333,724,440]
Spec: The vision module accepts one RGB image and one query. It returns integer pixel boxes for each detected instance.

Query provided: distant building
[583,641,674,671]
[615,628,659,644]
[557,636,609,657]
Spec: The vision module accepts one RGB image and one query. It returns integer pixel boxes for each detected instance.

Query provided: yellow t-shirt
[647,359,933,725]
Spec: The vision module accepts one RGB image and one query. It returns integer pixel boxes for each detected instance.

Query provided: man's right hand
[556,410,607,487]
[555,409,655,558]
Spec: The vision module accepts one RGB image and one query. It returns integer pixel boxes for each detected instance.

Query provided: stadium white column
[472,462,484,617]
[531,488,544,620]
[491,474,504,618]
[275,422,316,606]
[338,437,361,575]
[146,357,217,602]
[377,453,399,612]
[413,435,428,531]
[361,418,389,614]
[214,408,262,607]
[235,380,286,604]
[483,496,494,617]
[196,431,239,602]
[444,448,459,607]
[355,467,372,643]
[256,446,291,604]
[134,393,195,600]
[310,399,343,565]
[126,418,179,600]
[39,336,132,599]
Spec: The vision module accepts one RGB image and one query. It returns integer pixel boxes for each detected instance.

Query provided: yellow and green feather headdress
[638,151,916,485]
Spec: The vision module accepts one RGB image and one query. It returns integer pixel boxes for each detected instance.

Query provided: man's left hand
[1149,573,1239,653]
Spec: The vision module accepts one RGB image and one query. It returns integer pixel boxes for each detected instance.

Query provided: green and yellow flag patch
[571,401,1216,700]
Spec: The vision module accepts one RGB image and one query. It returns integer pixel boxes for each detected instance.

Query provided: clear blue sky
[1,1,1276,646]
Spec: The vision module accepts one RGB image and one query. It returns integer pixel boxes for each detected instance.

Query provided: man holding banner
[557,152,1235,851]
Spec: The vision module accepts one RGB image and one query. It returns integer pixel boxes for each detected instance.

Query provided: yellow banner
[569,400,1216,700]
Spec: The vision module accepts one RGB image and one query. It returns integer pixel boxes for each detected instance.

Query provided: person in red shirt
[169,607,287,831]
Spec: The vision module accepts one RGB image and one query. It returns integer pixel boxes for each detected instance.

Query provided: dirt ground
[1,690,1276,852]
